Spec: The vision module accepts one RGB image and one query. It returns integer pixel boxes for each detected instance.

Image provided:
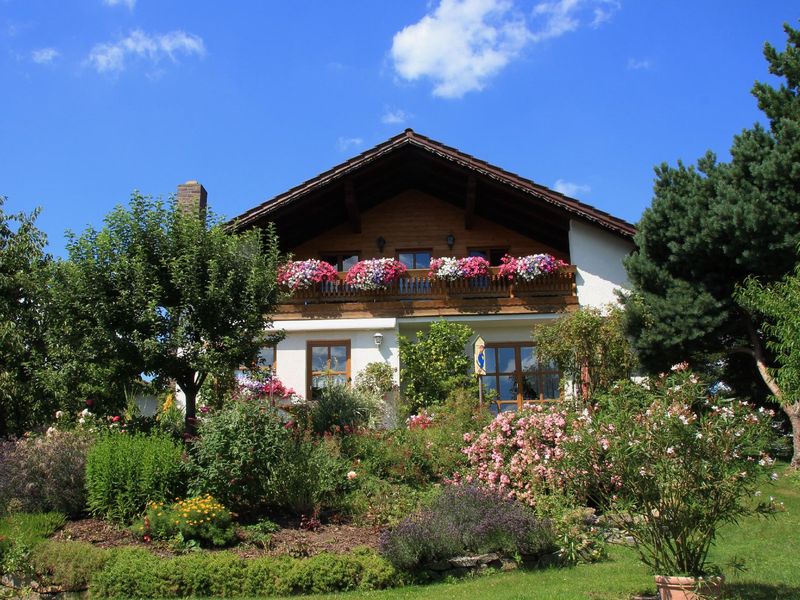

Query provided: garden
[2,24,800,600]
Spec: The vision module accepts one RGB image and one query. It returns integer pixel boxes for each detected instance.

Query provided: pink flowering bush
[428,256,490,281]
[277,259,339,290]
[345,258,407,290]
[577,368,780,576]
[406,410,435,430]
[497,253,568,282]
[460,403,605,508]
[233,373,299,405]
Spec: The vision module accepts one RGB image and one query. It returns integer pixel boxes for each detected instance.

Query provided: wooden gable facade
[232,130,635,320]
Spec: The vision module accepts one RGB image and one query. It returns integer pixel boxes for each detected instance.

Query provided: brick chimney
[176,180,207,216]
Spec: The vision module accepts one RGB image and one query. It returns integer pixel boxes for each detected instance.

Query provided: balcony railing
[281,266,577,304]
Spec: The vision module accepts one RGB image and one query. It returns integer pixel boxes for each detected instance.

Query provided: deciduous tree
[49,193,282,432]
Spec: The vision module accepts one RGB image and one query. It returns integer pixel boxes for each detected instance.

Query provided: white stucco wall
[568,219,634,308]
[274,318,400,399]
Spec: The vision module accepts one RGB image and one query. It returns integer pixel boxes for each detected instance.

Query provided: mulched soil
[51,518,381,558]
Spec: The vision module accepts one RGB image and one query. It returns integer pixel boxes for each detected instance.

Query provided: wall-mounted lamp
[376,236,386,253]
[446,233,455,251]
[373,332,384,347]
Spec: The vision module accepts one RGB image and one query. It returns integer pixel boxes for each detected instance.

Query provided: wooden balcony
[273,266,579,320]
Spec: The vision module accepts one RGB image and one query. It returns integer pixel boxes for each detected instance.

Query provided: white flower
[346,470,358,481]
[45,426,56,437]
[695,432,703,439]
[770,472,779,481]
[55,410,64,419]
[754,490,762,497]
[80,408,91,417]
[666,447,675,456]
[78,417,86,425]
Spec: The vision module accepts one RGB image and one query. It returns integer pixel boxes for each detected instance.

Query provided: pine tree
[623,24,800,466]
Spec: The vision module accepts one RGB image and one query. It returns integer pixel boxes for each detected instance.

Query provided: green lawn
[277,468,800,600]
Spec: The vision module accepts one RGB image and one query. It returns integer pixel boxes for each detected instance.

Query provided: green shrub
[301,384,371,435]
[379,484,555,570]
[0,512,66,576]
[187,401,291,518]
[341,475,437,526]
[399,320,475,411]
[29,540,109,590]
[131,495,235,547]
[273,435,353,515]
[0,430,95,517]
[86,432,185,523]
[90,547,399,598]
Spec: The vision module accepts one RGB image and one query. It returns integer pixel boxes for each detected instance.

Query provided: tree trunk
[742,317,799,468]
[184,385,197,436]
[785,401,800,470]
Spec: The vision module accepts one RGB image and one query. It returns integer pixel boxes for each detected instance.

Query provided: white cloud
[337,137,364,152]
[87,29,205,74]
[31,47,59,64]
[103,0,136,9]
[391,0,619,99]
[553,178,590,197]
[381,108,412,125]
[627,57,652,70]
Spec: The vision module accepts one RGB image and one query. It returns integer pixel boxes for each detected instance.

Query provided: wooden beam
[465,174,476,230]
[344,180,361,233]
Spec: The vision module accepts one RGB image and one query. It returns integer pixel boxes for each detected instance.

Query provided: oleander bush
[0,429,95,517]
[86,432,185,523]
[379,484,556,570]
[131,495,235,547]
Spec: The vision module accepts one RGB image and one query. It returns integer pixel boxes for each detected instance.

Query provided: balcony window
[468,247,508,266]
[397,249,432,270]
[320,252,359,271]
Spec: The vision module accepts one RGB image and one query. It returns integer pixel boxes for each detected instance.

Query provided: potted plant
[345,258,407,291]
[573,366,780,599]
[428,256,490,281]
[277,259,338,291]
[497,253,567,282]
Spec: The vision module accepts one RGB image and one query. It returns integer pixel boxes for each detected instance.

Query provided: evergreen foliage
[622,24,800,463]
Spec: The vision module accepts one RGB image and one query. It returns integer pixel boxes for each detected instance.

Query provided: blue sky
[1,1,797,256]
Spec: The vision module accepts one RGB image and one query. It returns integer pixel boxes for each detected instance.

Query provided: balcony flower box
[345,258,407,291]
[497,254,567,282]
[277,259,339,291]
[428,256,491,281]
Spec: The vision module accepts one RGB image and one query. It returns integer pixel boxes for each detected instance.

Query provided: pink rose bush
[345,258,407,290]
[498,253,568,282]
[277,259,338,290]
[428,256,490,281]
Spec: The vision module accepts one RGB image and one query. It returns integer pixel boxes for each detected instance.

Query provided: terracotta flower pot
[654,575,724,600]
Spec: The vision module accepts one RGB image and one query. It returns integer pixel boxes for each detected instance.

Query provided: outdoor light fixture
[446,233,455,250]
[376,236,386,253]
[373,332,384,347]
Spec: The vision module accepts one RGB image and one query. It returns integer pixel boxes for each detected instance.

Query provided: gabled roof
[232,129,636,240]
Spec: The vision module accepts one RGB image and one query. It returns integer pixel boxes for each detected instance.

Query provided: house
[194,130,636,411]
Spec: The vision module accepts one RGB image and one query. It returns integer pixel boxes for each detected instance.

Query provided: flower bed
[345,258,407,291]
[277,259,338,290]
[497,254,567,282]
[428,256,490,281]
